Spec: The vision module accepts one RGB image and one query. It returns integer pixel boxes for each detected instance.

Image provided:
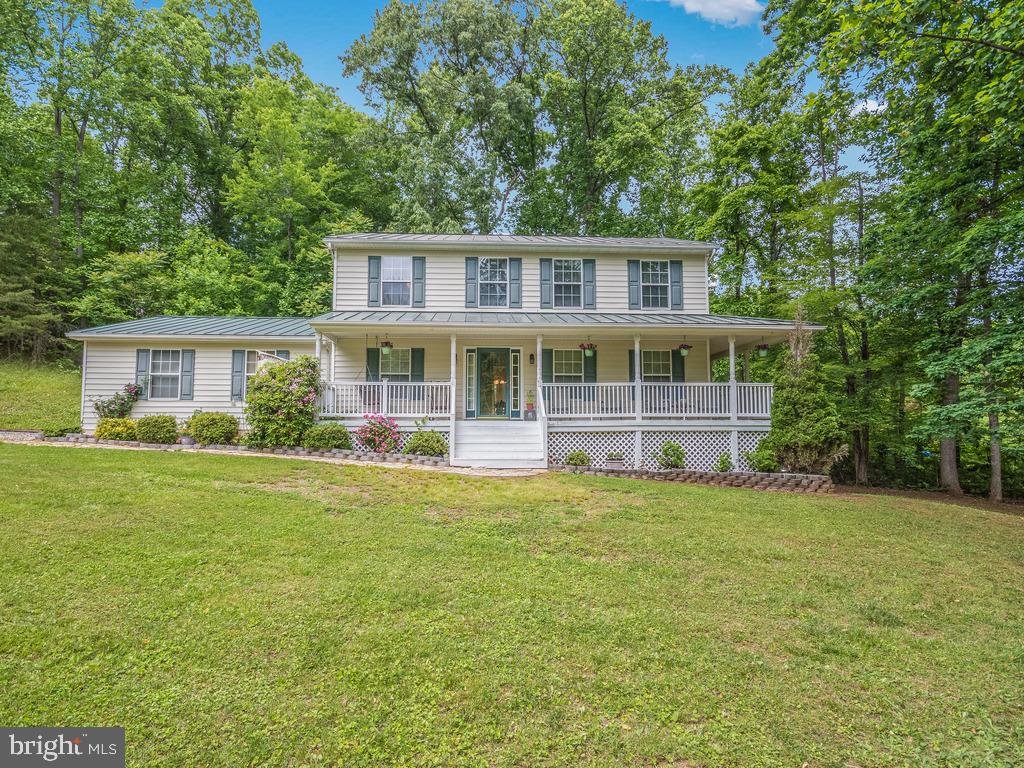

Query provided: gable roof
[66,316,315,341]
[325,233,716,253]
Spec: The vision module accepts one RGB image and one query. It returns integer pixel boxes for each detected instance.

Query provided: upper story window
[641,261,670,309]
[552,349,584,383]
[479,258,509,307]
[381,256,412,306]
[380,347,412,381]
[641,350,672,382]
[149,349,181,398]
[553,259,582,308]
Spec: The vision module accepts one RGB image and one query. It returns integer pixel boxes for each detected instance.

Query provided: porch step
[451,420,547,469]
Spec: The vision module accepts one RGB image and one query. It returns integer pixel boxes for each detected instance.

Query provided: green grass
[1,443,1022,767]
[0,360,81,432]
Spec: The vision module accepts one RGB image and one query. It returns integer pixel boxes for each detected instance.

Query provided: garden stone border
[551,464,834,494]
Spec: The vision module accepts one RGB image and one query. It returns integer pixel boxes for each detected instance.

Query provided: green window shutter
[135,349,150,400]
[366,348,380,381]
[672,352,685,382]
[583,349,597,382]
[583,259,596,309]
[465,257,478,307]
[411,348,425,382]
[670,260,683,310]
[412,256,426,307]
[539,258,553,308]
[230,350,245,400]
[276,350,290,360]
[180,349,195,400]
[367,255,381,307]
[628,349,635,382]
[509,257,522,308]
[627,260,641,309]
[541,348,553,383]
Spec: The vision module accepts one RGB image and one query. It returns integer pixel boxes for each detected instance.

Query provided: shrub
[403,430,447,457]
[135,415,178,444]
[186,411,240,445]
[713,452,734,472]
[95,418,137,441]
[565,449,590,466]
[657,441,686,469]
[302,423,353,451]
[243,356,322,448]
[93,382,144,419]
[745,445,780,473]
[607,451,624,461]
[356,414,400,453]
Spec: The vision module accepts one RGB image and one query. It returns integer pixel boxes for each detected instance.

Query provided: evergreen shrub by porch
[186,412,239,445]
[713,452,734,472]
[657,441,686,469]
[403,430,447,457]
[356,414,400,453]
[565,449,590,466]
[243,356,322,448]
[135,415,179,444]
[302,423,353,451]
[744,445,780,473]
[95,418,137,441]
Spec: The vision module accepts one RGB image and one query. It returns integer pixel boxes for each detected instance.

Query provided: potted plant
[677,343,693,357]
[564,449,591,471]
[579,342,597,358]
[605,451,625,470]
[524,389,537,421]
[380,340,393,356]
[755,342,770,358]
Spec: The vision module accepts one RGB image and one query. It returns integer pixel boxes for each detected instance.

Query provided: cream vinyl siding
[81,341,314,432]
[333,250,710,313]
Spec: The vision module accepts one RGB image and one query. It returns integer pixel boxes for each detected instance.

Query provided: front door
[476,348,510,419]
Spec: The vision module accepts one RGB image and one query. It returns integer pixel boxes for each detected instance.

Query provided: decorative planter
[605,459,624,470]
[524,410,537,421]
[584,348,594,357]
[678,344,692,357]
[179,436,195,446]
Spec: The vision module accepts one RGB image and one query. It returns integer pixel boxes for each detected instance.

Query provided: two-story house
[69,234,815,468]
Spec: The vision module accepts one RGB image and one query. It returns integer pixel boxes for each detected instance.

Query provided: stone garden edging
[551,464,834,494]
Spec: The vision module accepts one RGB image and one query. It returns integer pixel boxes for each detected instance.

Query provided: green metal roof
[67,316,315,340]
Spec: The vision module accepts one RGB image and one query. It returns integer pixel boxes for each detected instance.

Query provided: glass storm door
[476,348,510,418]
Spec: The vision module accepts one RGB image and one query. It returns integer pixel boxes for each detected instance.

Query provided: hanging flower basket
[755,343,770,358]
[579,342,597,357]
[677,343,693,357]
[380,340,393,356]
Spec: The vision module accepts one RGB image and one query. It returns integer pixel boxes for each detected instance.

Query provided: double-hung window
[244,350,276,397]
[381,256,413,306]
[553,259,582,308]
[379,348,412,382]
[552,349,584,383]
[641,260,670,309]
[149,350,181,398]
[641,350,673,382]
[479,258,509,307]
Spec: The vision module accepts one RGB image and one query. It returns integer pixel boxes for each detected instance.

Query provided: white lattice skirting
[354,427,449,453]
[548,428,768,471]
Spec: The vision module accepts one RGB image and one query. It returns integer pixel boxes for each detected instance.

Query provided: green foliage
[94,418,137,441]
[745,446,780,474]
[565,449,590,466]
[243,356,322,448]
[185,412,240,446]
[657,441,686,469]
[713,452,734,473]
[355,415,400,454]
[302,423,353,452]
[761,322,848,474]
[403,430,447,457]
[92,383,144,419]
[134,415,179,445]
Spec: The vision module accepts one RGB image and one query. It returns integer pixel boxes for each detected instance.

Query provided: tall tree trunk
[939,372,963,495]
[73,114,89,265]
[51,104,63,253]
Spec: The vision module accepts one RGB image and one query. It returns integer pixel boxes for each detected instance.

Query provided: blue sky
[253,0,772,112]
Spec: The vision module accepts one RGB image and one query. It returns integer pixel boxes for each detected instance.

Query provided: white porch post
[535,334,543,393]
[314,332,322,370]
[449,333,457,448]
[728,334,739,466]
[633,334,642,469]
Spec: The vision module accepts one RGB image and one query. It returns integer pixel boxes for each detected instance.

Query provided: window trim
[553,258,583,309]
[640,259,670,310]
[148,349,182,400]
[478,257,509,308]
[380,255,413,307]
[641,349,673,382]
[552,348,585,383]
[242,349,279,399]
[378,347,413,382]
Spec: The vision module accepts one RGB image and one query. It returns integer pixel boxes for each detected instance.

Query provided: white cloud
[665,0,765,27]
[851,99,887,116]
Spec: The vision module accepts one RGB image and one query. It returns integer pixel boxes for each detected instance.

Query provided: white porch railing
[541,382,773,420]
[319,381,452,418]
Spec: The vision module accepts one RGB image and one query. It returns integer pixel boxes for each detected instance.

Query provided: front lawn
[1,443,1022,766]
[0,360,81,432]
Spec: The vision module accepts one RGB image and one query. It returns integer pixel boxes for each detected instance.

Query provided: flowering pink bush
[93,382,144,418]
[243,356,322,447]
[356,414,400,453]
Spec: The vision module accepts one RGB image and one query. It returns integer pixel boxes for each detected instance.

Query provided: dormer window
[641,260,670,309]
[479,258,509,307]
[381,256,413,306]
